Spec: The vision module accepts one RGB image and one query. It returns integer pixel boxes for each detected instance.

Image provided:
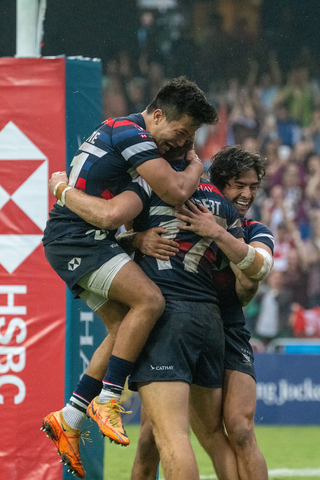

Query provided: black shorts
[128,300,224,391]
[224,324,256,381]
[44,230,129,298]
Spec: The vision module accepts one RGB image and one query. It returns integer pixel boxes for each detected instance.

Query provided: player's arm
[49,172,143,230]
[230,241,272,306]
[176,200,273,282]
[136,149,203,206]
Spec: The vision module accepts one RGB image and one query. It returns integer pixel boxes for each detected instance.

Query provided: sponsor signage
[0,58,66,480]
[255,353,320,425]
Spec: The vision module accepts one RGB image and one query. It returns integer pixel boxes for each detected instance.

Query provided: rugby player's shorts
[224,324,256,381]
[44,230,131,304]
[128,300,224,391]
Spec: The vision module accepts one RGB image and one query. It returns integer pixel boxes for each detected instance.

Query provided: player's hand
[49,171,69,196]
[186,149,204,175]
[175,199,221,238]
[133,227,179,261]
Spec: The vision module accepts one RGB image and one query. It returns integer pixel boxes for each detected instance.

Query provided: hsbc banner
[255,353,320,425]
[0,58,66,480]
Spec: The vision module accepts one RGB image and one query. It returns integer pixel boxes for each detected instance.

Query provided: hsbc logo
[0,121,48,274]
[68,258,82,271]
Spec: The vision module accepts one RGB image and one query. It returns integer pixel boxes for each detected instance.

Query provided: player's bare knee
[140,286,165,318]
[137,434,158,463]
[227,422,255,451]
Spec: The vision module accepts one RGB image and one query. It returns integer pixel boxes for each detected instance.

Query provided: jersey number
[156,220,212,274]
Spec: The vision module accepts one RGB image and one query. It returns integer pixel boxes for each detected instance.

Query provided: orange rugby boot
[87,397,131,445]
[41,410,89,478]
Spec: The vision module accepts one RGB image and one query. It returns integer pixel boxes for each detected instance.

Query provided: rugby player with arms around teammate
[129,146,273,480]
[41,77,218,478]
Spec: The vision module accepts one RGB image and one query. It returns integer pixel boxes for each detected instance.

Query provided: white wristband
[235,245,255,270]
[53,181,65,198]
[60,186,73,206]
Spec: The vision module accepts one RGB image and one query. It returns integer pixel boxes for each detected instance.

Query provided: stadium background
[1,1,320,479]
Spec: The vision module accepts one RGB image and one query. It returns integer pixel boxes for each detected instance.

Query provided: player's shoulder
[103,113,147,133]
[197,178,224,197]
[242,217,272,234]
[242,217,275,249]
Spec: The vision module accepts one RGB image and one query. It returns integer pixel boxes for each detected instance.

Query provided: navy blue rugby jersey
[241,218,274,251]
[125,161,243,303]
[43,113,160,245]
[212,217,275,324]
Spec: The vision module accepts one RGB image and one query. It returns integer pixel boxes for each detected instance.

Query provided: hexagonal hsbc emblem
[0,121,48,273]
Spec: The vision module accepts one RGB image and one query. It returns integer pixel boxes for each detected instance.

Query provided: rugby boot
[41,410,88,478]
[87,397,131,445]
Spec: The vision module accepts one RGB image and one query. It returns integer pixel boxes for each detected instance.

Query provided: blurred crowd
[101,10,320,346]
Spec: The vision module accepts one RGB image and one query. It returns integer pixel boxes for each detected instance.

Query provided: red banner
[0,58,66,480]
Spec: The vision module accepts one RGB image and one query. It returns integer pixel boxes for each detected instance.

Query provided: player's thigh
[223,369,257,425]
[95,300,129,335]
[138,381,190,438]
[189,384,223,436]
[79,253,164,310]
[108,260,164,309]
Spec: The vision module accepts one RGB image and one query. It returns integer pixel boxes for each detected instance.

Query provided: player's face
[222,169,259,217]
[151,111,198,156]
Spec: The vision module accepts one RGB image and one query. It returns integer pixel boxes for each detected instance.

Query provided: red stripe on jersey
[101,189,114,200]
[113,120,137,128]
[176,240,193,252]
[242,219,260,227]
[103,117,115,125]
[203,248,216,263]
[76,177,86,191]
[197,183,223,196]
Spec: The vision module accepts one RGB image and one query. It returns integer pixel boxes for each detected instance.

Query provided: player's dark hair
[208,146,267,191]
[146,76,218,127]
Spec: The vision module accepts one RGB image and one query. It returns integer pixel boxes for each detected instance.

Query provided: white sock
[97,389,121,404]
[62,404,86,430]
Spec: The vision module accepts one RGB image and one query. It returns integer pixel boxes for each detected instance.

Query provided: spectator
[272,222,293,271]
[255,270,293,346]
[304,109,320,155]
[261,184,286,232]
[305,153,320,208]
[282,247,309,309]
[274,65,314,128]
[275,103,301,147]
[281,162,309,235]
[228,88,259,145]
[255,51,282,113]
[289,210,320,308]
[102,58,128,118]
[126,77,148,113]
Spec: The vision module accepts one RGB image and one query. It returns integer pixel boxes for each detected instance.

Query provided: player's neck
[141,110,150,131]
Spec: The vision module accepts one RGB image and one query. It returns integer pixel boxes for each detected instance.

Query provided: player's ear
[154,109,164,124]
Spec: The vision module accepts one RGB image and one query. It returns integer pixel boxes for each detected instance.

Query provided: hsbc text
[0,286,27,404]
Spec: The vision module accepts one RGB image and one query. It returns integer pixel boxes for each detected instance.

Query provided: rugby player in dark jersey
[121,160,245,480]
[129,147,273,480]
[177,147,273,480]
[41,77,218,478]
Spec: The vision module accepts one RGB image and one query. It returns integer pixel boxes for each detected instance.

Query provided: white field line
[160,469,320,479]
[268,470,320,478]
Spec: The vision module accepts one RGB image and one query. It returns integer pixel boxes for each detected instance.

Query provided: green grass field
[104,425,320,480]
